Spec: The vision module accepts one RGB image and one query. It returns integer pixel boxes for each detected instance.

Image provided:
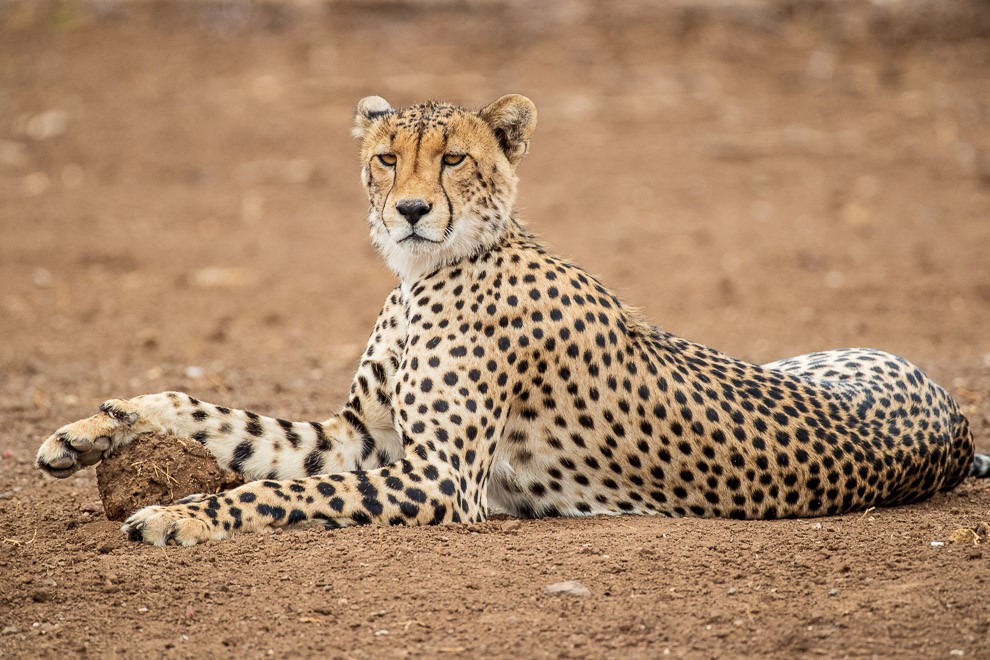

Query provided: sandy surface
[2,0,990,657]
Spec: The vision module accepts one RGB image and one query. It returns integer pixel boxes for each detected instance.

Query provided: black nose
[396,199,431,226]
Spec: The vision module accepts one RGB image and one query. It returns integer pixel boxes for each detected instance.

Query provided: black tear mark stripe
[438,131,455,238]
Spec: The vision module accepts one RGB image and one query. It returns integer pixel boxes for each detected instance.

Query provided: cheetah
[37,94,989,546]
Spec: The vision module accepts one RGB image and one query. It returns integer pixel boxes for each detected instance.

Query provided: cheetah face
[354,95,537,281]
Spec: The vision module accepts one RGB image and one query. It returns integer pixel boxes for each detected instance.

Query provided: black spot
[304,450,326,476]
[256,504,286,521]
[229,441,254,472]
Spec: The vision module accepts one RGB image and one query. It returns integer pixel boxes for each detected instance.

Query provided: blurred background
[1,0,989,421]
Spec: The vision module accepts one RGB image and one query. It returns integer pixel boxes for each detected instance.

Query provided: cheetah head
[354,95,537,281]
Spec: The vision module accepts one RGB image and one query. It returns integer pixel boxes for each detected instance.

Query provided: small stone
[97,540,120,555]
[727,587,737,596]
[25,109,68,140]
[500,520,522,533]
[828,588,839,597]
[544,580,591,597]
[824,271,845,289]
[189,267,254,288]
[32,268,52,288]
[2,626,19,635]
[79,501,104,515]
[30,589,53,602]
[930,541,945,547]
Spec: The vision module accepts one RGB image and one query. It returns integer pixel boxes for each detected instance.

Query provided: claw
[93,436,111,451]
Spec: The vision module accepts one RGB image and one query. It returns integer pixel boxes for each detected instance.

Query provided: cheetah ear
[478,94,537,165]
[353,96,395,139]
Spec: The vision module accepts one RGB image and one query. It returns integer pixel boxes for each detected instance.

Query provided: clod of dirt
[947,527,983,545]
[96,432,243,521]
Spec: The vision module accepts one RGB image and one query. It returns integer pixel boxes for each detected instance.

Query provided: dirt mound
[96,434,243,521]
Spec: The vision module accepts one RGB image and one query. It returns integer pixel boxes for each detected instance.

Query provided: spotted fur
[37,95,986,546]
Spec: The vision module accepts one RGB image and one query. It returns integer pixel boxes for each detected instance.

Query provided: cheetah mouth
[398,232,442,245]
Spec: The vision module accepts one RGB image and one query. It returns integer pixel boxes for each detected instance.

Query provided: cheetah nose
[396,199,432,226]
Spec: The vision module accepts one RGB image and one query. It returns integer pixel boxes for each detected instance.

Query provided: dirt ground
[2,0,990,657]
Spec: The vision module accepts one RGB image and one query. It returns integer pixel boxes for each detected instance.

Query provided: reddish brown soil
[2,1,990,657]
[96,434,244,521]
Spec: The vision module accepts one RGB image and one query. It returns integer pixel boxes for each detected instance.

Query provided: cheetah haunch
[38,94,989,546]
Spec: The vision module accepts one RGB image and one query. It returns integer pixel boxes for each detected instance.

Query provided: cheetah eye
[442,153,466,167]
[377,153,397,167]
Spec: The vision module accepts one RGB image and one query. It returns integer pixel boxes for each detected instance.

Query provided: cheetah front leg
[35,390,392,481]
[37,287,407,482]
[120,375,506,545]
[120,458,467,545]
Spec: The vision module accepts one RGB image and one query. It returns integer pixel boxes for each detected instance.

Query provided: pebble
[79,501,104,514]
[97,540,120,555]
[189,267,254,288]
[25,109,68,140]
[500,520,522,533]
[544,580,591,597]
[30,589,53,602]
[2,626,19,635]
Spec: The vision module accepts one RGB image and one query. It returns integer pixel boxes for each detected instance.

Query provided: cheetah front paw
[36,399,143,478]
[121,504,226,546]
